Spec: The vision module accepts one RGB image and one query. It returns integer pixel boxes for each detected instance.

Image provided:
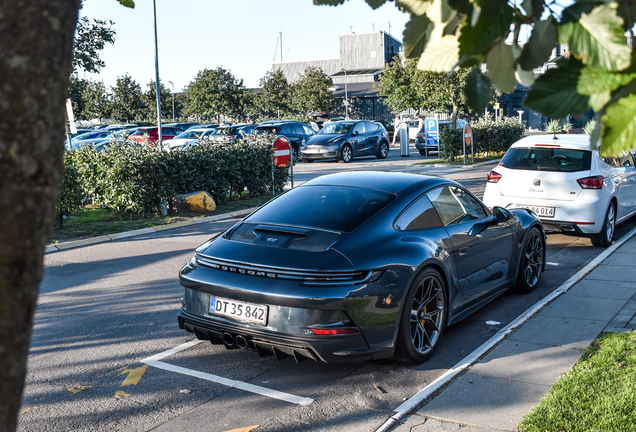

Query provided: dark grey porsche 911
[178,172,546,363]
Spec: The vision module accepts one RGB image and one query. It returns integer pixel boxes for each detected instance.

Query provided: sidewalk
[383,227,636,432]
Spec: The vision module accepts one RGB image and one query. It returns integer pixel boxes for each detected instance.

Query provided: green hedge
[440,116,526,161]
[62,134,289,215]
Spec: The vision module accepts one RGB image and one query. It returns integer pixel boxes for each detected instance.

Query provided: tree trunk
[0,2,80,431]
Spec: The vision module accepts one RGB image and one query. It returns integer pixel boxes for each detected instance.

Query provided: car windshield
[500,147,592,172]
[244,185,395,232]
[318,122,355,135]
[174,130,204,139]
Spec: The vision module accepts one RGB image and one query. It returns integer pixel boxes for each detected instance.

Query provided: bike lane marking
[141,340,314,406]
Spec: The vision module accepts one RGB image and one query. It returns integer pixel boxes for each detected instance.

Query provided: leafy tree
[72,16,116,74]
[141,80,172,122]
[291,66,335,114]
[415,68,473,125]
[68,75,89,121]
[82,79,111,122]
[184,67,245,121]
[110,73,144,122]
[375,58,424,113]
[238,87,259,122]
[258,70,292,118]
[317,0,636,156]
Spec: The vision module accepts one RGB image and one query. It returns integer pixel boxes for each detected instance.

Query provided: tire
[515,227,545,293]
[339,144,353,163]
[394,268,447,363]
[303,159,314,163]
[291,145,298,159]
[377,141,389,159]
[591,202,616,247]
[419,150,427,156]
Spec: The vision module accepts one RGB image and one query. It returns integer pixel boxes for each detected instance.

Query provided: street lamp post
[168,80,175,121]
[342,69,348,120]
[152,0,167,215]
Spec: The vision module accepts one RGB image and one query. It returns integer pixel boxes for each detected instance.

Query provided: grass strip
[519,332,636,432]
[51,193,276,243]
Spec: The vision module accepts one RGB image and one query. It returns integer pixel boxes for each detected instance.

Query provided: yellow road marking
[20,407,37,414]
[68,385,92,395]
[116,364,149,387]
[114,390,130,398]
[221,426,259,432]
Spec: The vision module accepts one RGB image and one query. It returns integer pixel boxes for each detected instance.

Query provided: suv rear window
[500,147,592,172]
[244,185,395,232]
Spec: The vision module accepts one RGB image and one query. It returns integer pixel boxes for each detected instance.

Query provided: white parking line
[141,340,314,406]
[547,262,559,266]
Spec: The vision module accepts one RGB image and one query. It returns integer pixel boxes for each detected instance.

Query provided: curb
[45,208,256,254]
[411,159,500,169]
[376,224,636,432]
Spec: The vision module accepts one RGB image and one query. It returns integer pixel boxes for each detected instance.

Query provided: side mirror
[493,206,511,222]
[351,130,359,136]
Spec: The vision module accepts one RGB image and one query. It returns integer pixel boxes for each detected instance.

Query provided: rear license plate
[209,296,268,325]
[515,204,555,218]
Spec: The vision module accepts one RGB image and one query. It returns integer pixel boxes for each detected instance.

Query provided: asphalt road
[20,146,636,432]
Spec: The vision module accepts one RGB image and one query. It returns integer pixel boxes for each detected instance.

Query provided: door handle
[458,247,469,256]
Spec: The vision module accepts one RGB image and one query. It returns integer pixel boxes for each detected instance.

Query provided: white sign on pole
[65,99,77,134]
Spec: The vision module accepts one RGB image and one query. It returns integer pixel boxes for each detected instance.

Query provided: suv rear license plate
[209,296,268,325]
[515,204,555,218]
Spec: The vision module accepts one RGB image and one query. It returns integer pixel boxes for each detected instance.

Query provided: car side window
[301,124,315,135]
[365,121,379,132]
[394,195,443,231]
[426,186,487,226]
[281,125,292,134]
[353,122,366,134]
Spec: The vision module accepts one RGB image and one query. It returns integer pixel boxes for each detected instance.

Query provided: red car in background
[128,126,184,145]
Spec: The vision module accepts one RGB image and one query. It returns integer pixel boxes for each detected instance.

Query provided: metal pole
[152,0,167,215]
[344,70,348,120]
[168,80,175,121]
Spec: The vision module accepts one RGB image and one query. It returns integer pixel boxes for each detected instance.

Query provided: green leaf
[518,17,557,71]
[417,33,460,72]
[559,4,632,72]
[397,0,432,15]
[515,65,535,87]
[116,0,135,7]
[364,0,389,9]
[523,58,590,118]
[448,0,471,15]
[458,1,514,57]
[403,14,434,59]
[313,0,346,5]
[465,68,493,112]
[486,39,517,93]
[577,67,634,111]
[600,94,636,156]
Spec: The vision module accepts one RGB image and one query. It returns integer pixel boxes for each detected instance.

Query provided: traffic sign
[425,118,439,148]
[273,136,291,167]
[464,124,472,146]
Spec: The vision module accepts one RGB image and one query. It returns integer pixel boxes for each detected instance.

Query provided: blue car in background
[299,120,390,163]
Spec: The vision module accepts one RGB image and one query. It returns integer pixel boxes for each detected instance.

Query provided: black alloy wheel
[339,144,353,163]
[591,202,616,248]
[394,268,447,363]
[515,227,545,293]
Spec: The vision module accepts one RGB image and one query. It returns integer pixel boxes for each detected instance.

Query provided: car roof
[302,171,452,194]
[510,134,595,150]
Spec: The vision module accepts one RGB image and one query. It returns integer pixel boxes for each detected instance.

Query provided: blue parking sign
[426,119,438,133]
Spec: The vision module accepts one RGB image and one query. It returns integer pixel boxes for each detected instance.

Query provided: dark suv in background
[254,121,316,157]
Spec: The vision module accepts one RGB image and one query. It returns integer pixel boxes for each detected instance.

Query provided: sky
[80,0,411,93]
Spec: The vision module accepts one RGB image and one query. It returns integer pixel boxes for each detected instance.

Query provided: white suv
[483,134,636,247]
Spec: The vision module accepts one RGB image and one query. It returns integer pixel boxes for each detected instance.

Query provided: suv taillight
[416,133,424,138]
[487,170,502,183]
[577,175,604,189]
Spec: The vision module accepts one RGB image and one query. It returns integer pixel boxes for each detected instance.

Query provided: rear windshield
[500,147,592,172]
[245,185,395,232]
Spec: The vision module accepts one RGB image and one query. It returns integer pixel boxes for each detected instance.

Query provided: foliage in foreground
[62,134,289,216]
[317,0,636,157]
[519,332,636,432]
